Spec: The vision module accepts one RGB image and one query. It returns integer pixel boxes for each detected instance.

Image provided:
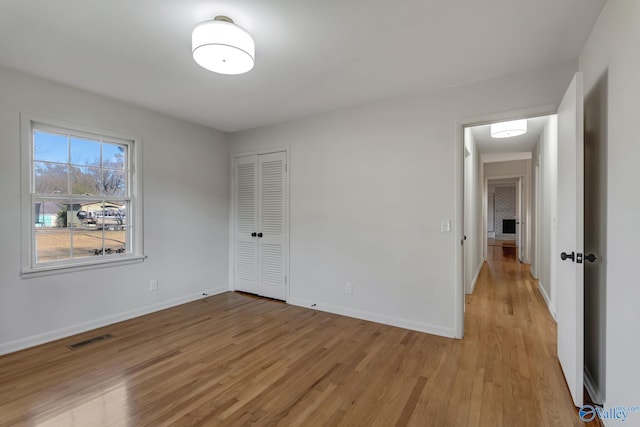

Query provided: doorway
[459,75,607,408]
[487,179,519,252]
[462,115,552,302]
[459,113,557,342]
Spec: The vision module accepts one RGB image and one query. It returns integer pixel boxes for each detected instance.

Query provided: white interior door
[233,152,288,301]
[257,152,288,300]
[233,155,259,294]
[556,72,584,407]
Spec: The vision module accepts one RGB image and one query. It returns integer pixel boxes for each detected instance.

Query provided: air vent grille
[68,333,113,350]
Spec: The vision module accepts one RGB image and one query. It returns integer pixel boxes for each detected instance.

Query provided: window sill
[21,255,146,279]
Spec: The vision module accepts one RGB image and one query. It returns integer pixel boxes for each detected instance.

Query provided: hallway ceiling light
[192,16,255,75]
[490,119,528,138]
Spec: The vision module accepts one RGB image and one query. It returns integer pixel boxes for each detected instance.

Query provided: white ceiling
[472,115,551,160]
[0,0,606,133]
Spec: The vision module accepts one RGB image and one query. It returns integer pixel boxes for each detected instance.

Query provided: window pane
[36,229,71,262]
[75,200,104,229]
[72,229,103,259]
[34,199,67,228]
[70,137,100,166]
[70,166,101,195]
[103,143,126,170]
[102,169,126,196]
[34,162,68,194]
[34,131,68,163]
[103,200,128,254]
[104,226,128,255]
[99,201,127,230]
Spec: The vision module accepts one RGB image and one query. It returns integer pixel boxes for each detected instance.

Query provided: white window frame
[20,113,144,277]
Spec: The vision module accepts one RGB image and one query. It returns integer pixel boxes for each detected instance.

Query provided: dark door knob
[251,232,257,237]
[561,251,575,262]
[257,232,263,238]
[585,253,597,263]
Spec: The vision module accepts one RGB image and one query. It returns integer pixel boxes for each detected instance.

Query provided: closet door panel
[233,155,258,294]
[257,152,287,300]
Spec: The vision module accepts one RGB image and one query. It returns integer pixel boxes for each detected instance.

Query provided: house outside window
[21,114,143,276]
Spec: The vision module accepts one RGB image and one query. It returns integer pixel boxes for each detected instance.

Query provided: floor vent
[68,333,113,350]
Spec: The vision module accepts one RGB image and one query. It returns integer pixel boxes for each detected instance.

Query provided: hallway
[461,244,594,426]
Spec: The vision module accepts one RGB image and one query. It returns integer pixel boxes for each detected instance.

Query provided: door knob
[560,251,575,262]
[257,232,263,238]
[251,232,257,237]
[584,253,597,263]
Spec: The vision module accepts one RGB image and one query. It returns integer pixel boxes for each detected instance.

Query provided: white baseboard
[537,281,556,320]
[584,366,604,405]
[469,261,484,294]
[0,286,229,356]
[288,298,456,338]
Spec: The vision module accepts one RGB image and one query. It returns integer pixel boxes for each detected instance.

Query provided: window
[21,115,143,276]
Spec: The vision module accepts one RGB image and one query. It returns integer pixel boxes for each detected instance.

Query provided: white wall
[532,116,558,316]
[229,60,577,337]
[464,128,484,294]
[0,67,230,354]
[485,159,528,178]
[579,0,640,419]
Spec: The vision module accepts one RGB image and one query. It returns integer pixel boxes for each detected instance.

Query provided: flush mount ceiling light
[192,16,255,75]
[490,119,528,139]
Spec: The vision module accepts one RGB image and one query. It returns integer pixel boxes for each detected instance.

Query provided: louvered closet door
[257,152,287,300]
[233,155,259,294]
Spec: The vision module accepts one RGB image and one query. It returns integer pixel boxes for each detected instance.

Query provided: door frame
[463,146,472,295]
[533,160,541,279]
[455,105,556,338]
[229,146,291,301]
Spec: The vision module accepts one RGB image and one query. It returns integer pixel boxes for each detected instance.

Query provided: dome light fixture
[192,16,255,75]
[490,119,528,139]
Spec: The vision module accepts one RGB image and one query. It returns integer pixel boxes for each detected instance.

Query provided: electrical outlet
[149,279,158,291]
[345,282,353,294]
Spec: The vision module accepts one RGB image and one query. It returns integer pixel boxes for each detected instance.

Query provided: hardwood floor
[0,249,593,426]
[487,238,516,247]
